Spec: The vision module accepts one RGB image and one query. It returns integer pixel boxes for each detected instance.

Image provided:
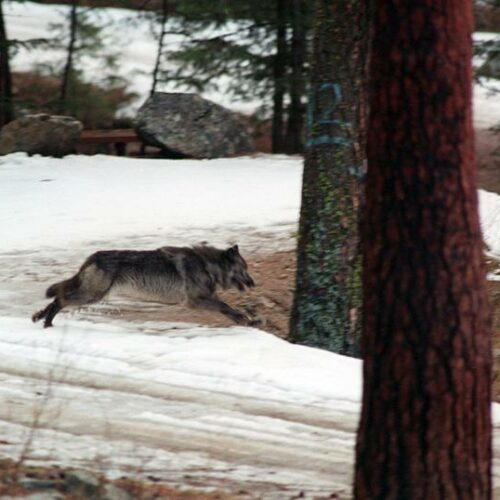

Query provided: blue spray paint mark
[307,82,353,149]
[317,83,342,124]
[307,135,352,147]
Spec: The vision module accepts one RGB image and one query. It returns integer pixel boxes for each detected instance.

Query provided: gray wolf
[32,244,256,328]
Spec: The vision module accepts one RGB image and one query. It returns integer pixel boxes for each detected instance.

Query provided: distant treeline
[32,0,168,11]
[29,0,500,31]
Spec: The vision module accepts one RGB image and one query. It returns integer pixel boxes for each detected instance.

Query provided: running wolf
[32,244,256,328]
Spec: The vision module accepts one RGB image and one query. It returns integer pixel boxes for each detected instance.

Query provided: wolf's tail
[45,275,80,299]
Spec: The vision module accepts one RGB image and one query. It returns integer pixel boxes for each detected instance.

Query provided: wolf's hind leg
[42,299,63,328]
[32,302,54,323]
[32,264,114,328]
[32,299,63,328]
[66,264,114,306]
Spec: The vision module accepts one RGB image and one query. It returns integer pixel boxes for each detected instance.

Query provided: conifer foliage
[153,0,311,153]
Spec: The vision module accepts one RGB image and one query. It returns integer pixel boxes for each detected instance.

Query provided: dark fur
[32,245,255,328]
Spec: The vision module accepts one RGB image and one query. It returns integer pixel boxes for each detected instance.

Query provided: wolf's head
[193,244,255,292]
[223,245,255,291]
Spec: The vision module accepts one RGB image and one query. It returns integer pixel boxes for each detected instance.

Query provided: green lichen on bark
[289,0,367,356]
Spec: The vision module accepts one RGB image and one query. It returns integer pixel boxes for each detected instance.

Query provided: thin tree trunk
[284,0,307,154]
[60,0,79,112]
[150,0,168,96]
[289,0,367,355]
[354,1,492,498]
[271,0,286,154]
[0,0,13,127]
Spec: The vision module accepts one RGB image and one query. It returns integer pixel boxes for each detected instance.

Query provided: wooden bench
[79,129,141,156]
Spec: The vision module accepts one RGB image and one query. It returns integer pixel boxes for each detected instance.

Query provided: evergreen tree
[271,0,286,153]
[155,0,312,153]
[0,0,13,127]
[43,2,122,116]
[354,0,491,496]
[60,0,79,111]
[150,0,169,96]
[289,0,368,356]
[0,0,45,126]
[284,0,307,154]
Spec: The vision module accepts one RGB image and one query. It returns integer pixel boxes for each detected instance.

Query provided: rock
[479,49,500,79]
[1,493,64,500]
[18,478,59,491]
[25,494,64,500]
[102,483,132,500]
[135,93,255,158]
[0,114,83,157]
[65,469,101,497]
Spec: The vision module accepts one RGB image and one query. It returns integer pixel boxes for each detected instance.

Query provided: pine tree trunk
[289,0,367,355]
[150,0,168,96]
[354,1,492,498]
[60,0,79,112]
[0,0,13,127]
[271,0,286,154]
[284,0,307,154]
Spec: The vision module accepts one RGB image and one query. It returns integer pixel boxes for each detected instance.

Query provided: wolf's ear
[227,244,239,256]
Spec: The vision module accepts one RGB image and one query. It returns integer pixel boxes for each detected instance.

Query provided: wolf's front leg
[188,296,250,325]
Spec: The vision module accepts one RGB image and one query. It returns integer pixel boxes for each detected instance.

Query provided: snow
[1,153,500,497]
[480,190,500,256]
[0,153,301,253]
[5,2,500,123]
[474,82,500,128]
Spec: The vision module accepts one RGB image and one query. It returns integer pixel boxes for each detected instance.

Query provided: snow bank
[2,152,500,255]
[0,317,362,407]
[0,153,302,252]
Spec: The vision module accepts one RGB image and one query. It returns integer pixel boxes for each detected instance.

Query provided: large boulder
[135,93,255,158]
[479,49,500,79]
[0,114,83,157]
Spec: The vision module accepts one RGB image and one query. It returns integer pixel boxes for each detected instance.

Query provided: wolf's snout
[233,272,255,291]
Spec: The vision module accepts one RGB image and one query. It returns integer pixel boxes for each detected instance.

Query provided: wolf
[32,244,256,328]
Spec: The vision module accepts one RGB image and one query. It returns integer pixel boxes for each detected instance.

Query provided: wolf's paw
[31,311,43,323]
[232,312,248,325]
[247,317,263,328]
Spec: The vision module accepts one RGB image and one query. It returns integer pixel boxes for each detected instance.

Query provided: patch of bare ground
[0,459,247,499]
[222,251,296,337]
[477,127,500,401]
[243,251,500,403]
[477,128,500,194]
[487,257,500,402]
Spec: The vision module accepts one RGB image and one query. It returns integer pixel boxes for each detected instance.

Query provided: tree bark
[60,0,79,112]
[271,0,286,154]
[0,0,13,127]
[289,0,367,355]
[354,1,492,498]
